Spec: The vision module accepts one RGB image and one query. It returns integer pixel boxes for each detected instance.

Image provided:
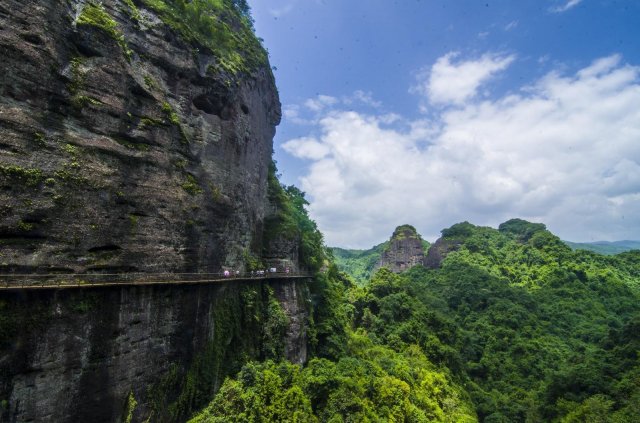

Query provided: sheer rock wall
[0,0,280,274]
[0,280,309,422]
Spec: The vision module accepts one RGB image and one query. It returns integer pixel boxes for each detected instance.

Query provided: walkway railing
[0,271,312,290]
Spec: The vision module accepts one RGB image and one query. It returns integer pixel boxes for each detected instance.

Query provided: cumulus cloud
[282,92,384,128]
[281,54,640,248]
[412,52,515,107]
[282,137,330,160]
[282,105,315,125]
[550,0,584,13]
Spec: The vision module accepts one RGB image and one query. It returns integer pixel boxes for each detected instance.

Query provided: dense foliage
[352,221,640,421]
[189,340,476,423]
[191,218,639,422]
[141,0,267,74]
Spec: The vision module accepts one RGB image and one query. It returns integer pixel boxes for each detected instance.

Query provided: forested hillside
[190,218,640,422]
[331,243,387,286]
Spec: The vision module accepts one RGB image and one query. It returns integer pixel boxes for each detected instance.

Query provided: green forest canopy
[191,217,640,422]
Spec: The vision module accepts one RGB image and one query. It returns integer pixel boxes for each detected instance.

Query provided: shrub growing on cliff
[0,165,44,187]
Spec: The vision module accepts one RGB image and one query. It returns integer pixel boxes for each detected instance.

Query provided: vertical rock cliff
[0,1,312,422]
[0,0,280,274]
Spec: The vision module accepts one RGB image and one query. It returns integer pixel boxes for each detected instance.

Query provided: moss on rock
[77,2,132,59]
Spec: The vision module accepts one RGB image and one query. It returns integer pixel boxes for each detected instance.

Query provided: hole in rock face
[130,83,147,97]
[192,94,233,120]
[72,34,103,58]
[193,94,221,115]
[241,104,249,115]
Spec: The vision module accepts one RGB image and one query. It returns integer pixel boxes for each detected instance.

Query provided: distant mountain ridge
[564,240,640,255]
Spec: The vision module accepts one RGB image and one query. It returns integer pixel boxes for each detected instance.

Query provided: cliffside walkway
[0,271,312,290]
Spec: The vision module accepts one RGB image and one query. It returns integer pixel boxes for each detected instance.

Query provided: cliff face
[374,225,428,273]
[0,0,281,274]
[0,280,309,422]
[0,1,312,422]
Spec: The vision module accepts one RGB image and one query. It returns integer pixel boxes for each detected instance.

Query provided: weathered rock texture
[374,225,428,273]
[0,279,309,422]
[0,0,281,274]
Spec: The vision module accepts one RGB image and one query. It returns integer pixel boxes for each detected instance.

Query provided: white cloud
[281,54,640,248]
[282,105,315,125]
[505,20,518,31]
[283,92,384,127]
[282,137,330,160]
[549,0,584,13]
[304,95,338,112]
[413,52,515,108]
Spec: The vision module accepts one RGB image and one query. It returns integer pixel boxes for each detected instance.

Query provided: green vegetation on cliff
[141,0,267,74]
[330,223,430,286]
[145,283,291,422]
[77,1,133,59]
[264,161,325,272]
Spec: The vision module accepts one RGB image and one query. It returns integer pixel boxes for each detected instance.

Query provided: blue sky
[249,0,640,248]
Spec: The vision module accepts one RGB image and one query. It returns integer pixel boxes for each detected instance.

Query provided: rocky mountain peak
[391,224,420,241]
[374,224,428,273]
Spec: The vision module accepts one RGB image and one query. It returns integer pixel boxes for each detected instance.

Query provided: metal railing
[0,271,312,290]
